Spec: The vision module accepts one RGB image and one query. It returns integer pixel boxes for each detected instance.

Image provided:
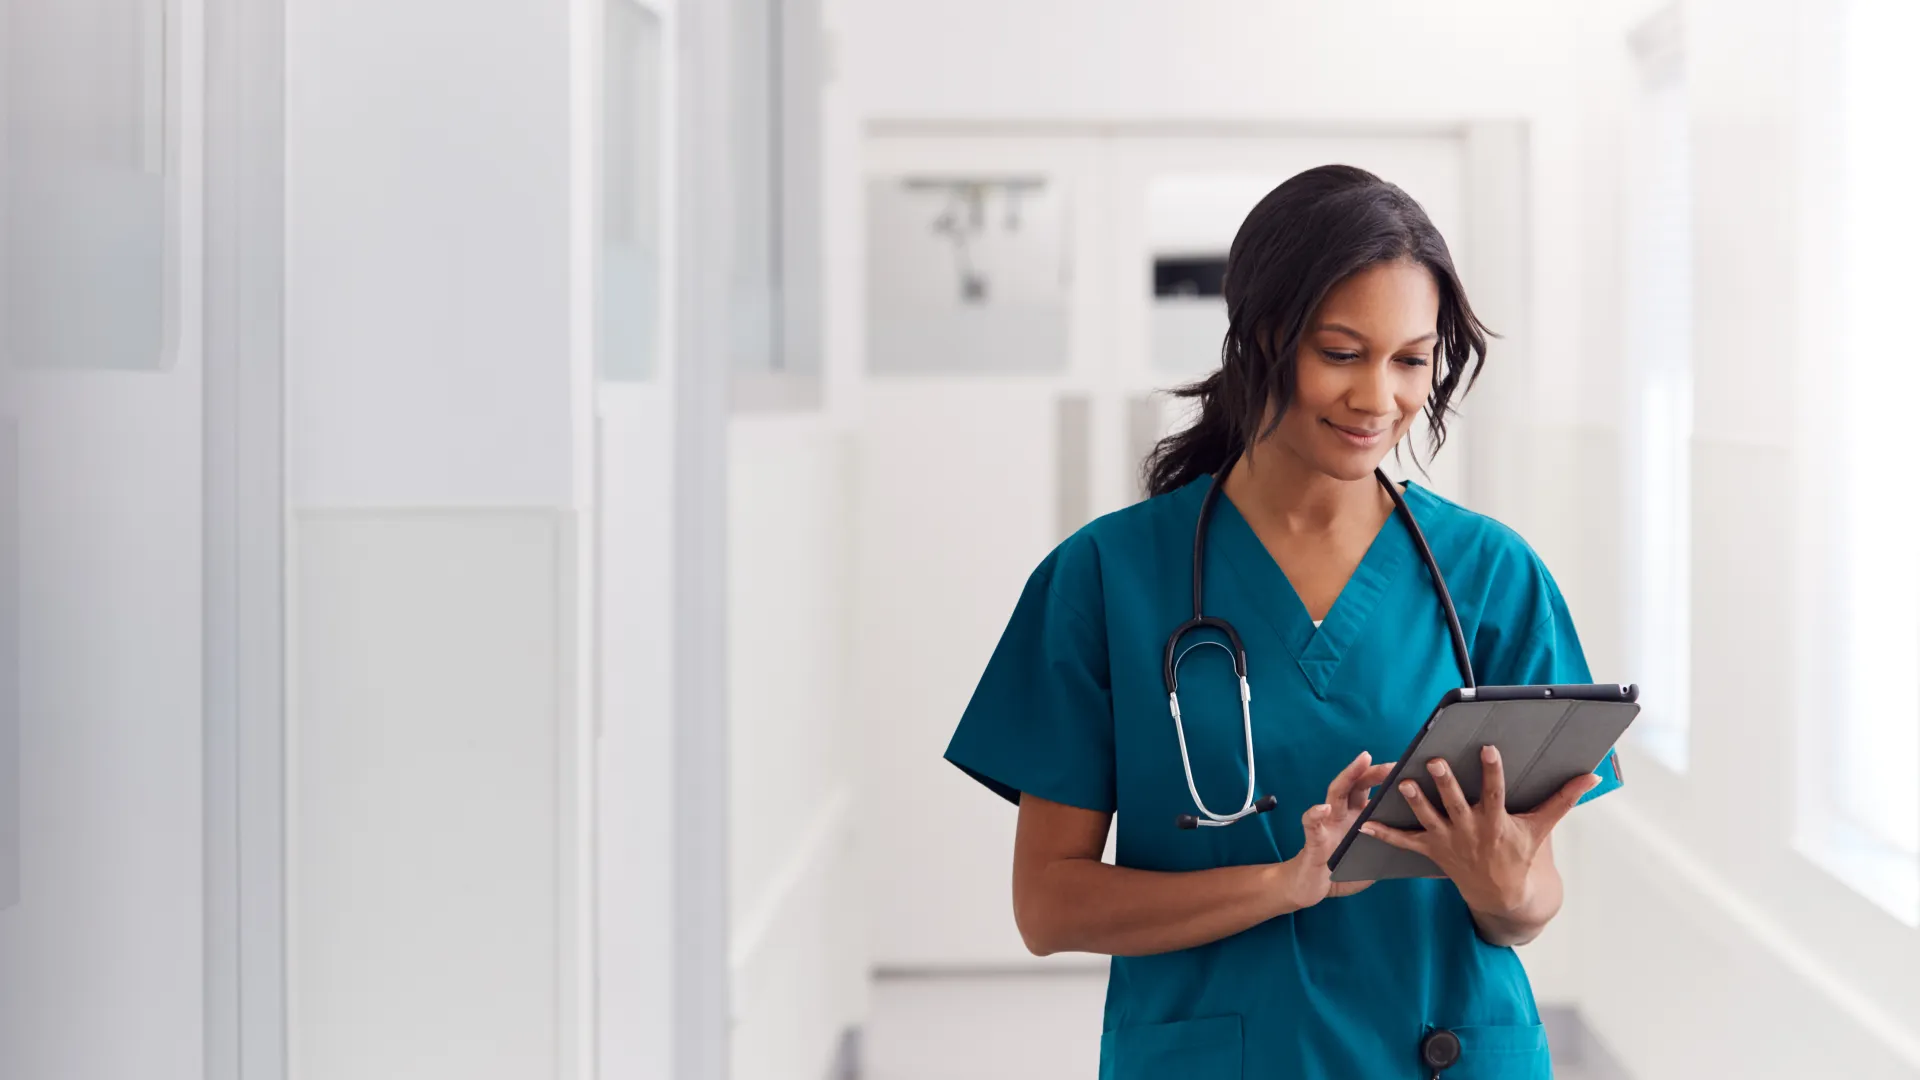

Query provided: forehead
[1312,261,1440,336]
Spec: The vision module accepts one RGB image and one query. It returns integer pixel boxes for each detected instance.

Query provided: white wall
[0,0,209,1075]
[285,1,595,1077]
[285,0,577,510]
[1,377,209,1080]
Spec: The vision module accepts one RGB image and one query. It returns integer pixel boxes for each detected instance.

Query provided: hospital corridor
[2,0,1918,1078]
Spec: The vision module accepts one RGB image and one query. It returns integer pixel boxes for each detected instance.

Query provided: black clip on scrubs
[1420,1027,1461,1079]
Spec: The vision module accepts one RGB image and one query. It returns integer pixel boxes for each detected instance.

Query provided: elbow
[1013,897,1061,957]
[1012,882,1068,957]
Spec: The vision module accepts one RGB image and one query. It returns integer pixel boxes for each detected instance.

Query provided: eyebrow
[1315,322,1439,348]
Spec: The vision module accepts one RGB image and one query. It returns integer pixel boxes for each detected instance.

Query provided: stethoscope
[1166,465,1477,830]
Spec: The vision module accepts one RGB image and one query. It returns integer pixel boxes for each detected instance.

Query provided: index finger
[1326,751,1374,806]
[1348,762,1397,809]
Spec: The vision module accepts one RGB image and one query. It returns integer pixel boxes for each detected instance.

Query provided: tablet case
[1328,684,1639,882]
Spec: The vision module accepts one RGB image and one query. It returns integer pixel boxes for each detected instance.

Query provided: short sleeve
[943,545,1116,812]
[1486,566,1624,806]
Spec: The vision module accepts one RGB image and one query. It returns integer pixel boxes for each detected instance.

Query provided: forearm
[1017,856,1302,957]
[1467,857,1564,948]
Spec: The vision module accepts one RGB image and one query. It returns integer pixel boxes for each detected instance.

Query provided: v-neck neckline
[1198,476,1425,698]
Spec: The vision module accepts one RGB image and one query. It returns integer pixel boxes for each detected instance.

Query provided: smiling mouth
[1325,421,1389,442]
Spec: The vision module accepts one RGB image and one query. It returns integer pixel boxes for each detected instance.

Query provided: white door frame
[673,0,732,1076]
[202,0,287,1074]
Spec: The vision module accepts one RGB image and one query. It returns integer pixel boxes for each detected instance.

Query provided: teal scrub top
[944,474,1622,1080]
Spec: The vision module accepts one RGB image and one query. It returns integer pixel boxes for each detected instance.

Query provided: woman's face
[1272,259,1440,483]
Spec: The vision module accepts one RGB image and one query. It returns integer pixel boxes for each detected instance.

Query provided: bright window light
[1799,0,1920,927]
[1623,12,1692,772]
[1833,0,1920,863]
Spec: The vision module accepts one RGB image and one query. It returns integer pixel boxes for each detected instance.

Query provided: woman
[943,165,1621,1079]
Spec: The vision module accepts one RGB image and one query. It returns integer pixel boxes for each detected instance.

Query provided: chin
[1312,453,1383,484]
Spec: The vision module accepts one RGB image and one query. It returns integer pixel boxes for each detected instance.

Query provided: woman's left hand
[1359,745,1600,918]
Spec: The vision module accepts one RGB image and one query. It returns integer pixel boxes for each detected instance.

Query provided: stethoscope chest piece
[1420,1028,1462,1075]
[1164,466,1476,832]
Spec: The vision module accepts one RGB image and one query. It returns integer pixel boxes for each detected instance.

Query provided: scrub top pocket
[1100,1014,1243,1080]
[1446,1021,1552,1080]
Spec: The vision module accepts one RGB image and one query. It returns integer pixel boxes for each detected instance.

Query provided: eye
[1320,350,1361,363]
[1396,355,1432,368]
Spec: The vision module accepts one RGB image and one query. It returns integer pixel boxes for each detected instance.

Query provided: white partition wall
[287,1,744,1076]
[1,3,214,1078]
[285,1,595,1077]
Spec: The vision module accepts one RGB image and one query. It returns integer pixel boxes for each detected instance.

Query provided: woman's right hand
[1011,752,1399,957]
[1280,751,1397,909]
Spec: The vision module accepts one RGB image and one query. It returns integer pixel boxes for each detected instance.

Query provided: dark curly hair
[1142,164,1493,497]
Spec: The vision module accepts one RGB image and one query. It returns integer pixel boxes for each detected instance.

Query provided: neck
[1219,440,1390,536]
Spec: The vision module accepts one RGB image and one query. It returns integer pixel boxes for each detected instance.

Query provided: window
[1835,0,1920,858]
[1622,6,1693,772]
[1796,0,1920,925]
[730,0,825,409]
[3,0,175,371]
[1833,0,1920,863]
[601,0,664,382]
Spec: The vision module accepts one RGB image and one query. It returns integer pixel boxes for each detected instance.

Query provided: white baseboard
[731,787,854,976]
[729,787,862,1080]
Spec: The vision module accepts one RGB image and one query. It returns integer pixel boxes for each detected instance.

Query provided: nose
[1346,360,1396,418]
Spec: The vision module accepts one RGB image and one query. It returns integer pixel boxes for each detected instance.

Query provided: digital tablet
[1327,683,1639,882]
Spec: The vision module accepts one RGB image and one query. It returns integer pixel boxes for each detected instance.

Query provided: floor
[862,970,1611,1080]
[863,970,1108,1080]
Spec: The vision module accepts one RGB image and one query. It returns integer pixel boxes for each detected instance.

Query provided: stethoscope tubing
[1166,465,1475,830]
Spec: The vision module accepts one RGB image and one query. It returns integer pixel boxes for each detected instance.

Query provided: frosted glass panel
[3,0,171,371]
[728,0,824,384]
[865,176,1069,375]
[601,0,662,382]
